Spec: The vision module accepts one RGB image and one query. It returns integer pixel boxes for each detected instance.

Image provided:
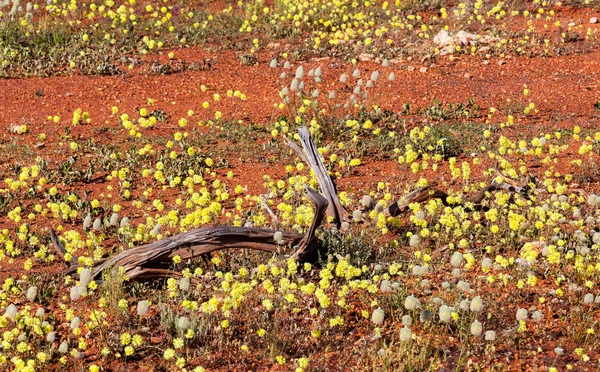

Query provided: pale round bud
[404,295,420,310]
[516,308,528,321]
[371,307,385,325]
[137,300,149,316]
[26,286,37,301]
[470,319,483,336]
[399,326,412,341]
[485,330,496,341]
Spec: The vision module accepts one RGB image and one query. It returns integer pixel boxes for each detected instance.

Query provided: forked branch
[286,127,345,228]
[384,180,530,217]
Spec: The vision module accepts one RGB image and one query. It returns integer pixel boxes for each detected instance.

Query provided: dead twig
[384,180,530,217]
[286,127,345,228]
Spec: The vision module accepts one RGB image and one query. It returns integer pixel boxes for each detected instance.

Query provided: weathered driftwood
[292,187,328,262]
[50,127,334,281]
[286,127,345,228]
[51,225,305,278]
[384,180,530,217]
[50,186,328,281]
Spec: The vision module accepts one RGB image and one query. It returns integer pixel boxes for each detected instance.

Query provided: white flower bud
[470,319,483,336]
[470,296,484,312]
[178,277,190,291]
[70,286,86,301]
[290,78,299,91]
[269,59,277,68]
[439,305,453,323]
[59,341,69,353]
[137,300,149,316]
[516,308,528,321]
[83,215,92,229]
[399,326,412,341]
[450,252,464,267]
[70,316,80,330]
[80,268,92,287]
[404,295,420,310]
[409,234,421,247]
[371,307,385,325]
[457,280,470,291]
[273,231,283,244]
[177,316,190,330]
[538,136,547,146]
[295,66,304,79]
[46,331,56,342]
[352,69,360,78]
[402,315,413,326]
[110,212,119,226]
[26,286,37,301]
[92,218,102,230]
[459,299,471,311]
[485,330,496,341]
[5,304,17,319]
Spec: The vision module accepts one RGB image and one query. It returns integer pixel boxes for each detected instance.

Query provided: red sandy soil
[1,44,599,198]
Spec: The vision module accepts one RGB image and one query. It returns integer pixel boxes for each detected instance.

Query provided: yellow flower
[173,338,184,349]
[124,346,134,356]
[163,348,175,360]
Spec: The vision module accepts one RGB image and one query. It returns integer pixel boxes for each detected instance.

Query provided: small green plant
[102,266,128,314]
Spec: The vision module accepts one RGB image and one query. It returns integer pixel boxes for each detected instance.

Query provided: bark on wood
[384,180,530,217]
[291,186,328,262]
[50,188,327,281]
[286,127,345,228]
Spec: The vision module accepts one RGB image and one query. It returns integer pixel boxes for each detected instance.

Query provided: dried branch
[259,196,279,231]
[50,187,329,281]
[384,180,530,217]
[286,126,345,227]
[291,186,329,262]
